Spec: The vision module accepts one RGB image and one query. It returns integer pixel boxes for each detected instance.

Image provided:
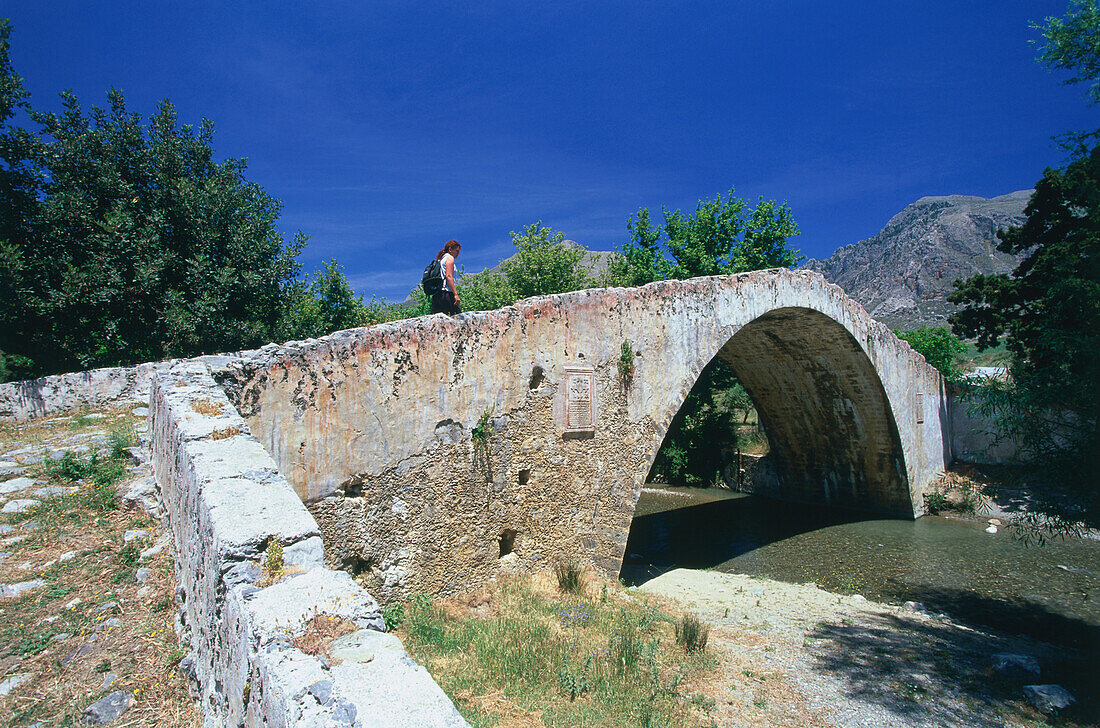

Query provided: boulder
[0,672,31,696]
[0,579,46,598]
[991,653,1040,680]
[82,690,132,724]
[2,499,38,514]
[0,477,36,494]
[1023,684,1076,713]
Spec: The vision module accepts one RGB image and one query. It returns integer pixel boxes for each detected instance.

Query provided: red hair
[435,239,461,260]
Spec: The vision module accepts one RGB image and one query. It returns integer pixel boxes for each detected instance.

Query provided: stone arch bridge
[210,269,949,601]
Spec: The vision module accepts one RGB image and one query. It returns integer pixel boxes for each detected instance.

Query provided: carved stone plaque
[563,365,596,434]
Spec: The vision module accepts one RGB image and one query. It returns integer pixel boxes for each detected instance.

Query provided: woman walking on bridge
[431,240,462,315]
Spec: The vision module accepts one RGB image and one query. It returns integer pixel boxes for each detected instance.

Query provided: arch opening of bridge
[211,270,946,601]
[639,306,911,517]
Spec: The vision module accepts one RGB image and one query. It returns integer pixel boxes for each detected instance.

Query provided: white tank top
[441,253,455,289]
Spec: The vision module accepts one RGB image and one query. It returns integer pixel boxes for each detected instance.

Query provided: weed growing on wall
[617,341,635,380]
[265,538,285,579]
[470,410,494,447]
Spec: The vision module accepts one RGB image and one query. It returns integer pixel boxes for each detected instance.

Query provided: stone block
[1024,684,1076,713]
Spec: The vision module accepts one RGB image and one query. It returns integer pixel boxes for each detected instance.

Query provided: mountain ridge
[802,190,1031,329]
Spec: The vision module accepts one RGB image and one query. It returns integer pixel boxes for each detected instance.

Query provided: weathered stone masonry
[214,270,951,603]
[149,361,467,727]
[0,270,1007,727]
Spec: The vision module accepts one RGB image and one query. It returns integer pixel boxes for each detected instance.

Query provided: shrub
[381,603,405,631]
[107,423,137,459]
[676,613,709,654]
[893,326,967,381]
[557,653,592,701]
[554,561,584,594]
[265,538,284,578]
[47,451,93,481]
[924,489,949,515]
[618,340,635,379]
[471,410,493,447]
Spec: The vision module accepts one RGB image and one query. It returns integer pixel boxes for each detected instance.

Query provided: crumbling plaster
[215,270,949,601]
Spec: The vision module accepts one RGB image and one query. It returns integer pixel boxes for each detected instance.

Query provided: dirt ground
[640,568,1097,728]
[0,410,198,727]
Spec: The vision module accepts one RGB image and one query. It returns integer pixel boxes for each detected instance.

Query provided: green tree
[0,50,307,378]
[455,221,594,312]
[720,380,755,425]
[609,188,802,285]
[277,260,374,340]
[611,188,802,485]
[0,20,40,382]
[501,222,592,299]
[1034,0,1100,105]
[610,208,672,286]
[949,145,1100,529]
[893,326,967,381]
[455,267,517,313]
[948,1,1100,533]
[651,363,748,485]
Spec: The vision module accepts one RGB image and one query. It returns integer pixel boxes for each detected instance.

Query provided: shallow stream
[621,486,1100,650]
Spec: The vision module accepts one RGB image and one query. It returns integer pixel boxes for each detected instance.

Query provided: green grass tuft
[554,561,584,594]
[676,613,709,654]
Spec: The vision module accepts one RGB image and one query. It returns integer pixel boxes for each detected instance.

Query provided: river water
[621,486,1100,650]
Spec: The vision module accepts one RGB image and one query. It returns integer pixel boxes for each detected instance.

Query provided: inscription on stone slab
[564,366,595,434]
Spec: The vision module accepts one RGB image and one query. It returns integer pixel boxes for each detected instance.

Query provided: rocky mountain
[802,191,1031,329]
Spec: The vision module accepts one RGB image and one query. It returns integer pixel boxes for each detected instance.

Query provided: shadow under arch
[646,306,912,516]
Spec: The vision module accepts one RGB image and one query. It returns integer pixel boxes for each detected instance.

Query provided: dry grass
[0,409,136,452]
[208,427,240,441]
[451,688,547,728]
[0,413,197,728]
[395,571,721,728]
[189,399,222,417]
[293,614,357,657]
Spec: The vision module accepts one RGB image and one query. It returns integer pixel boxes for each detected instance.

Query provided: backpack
[421,258,444,295]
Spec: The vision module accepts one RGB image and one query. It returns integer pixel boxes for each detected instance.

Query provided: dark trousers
[431,290,461,315]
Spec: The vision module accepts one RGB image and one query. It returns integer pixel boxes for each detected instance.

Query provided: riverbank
[639,568,1096,728]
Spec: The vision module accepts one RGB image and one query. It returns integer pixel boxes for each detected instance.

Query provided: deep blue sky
[6,2,1095,300]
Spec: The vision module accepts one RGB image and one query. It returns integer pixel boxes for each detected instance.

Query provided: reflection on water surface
[621,487,1100,650]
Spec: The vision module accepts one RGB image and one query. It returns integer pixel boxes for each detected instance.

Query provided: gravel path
[640,569,1083,728]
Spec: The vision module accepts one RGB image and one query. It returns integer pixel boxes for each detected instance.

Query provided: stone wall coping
[151,360,467,727]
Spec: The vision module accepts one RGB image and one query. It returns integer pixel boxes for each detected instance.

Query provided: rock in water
[1023,684,1076,713]
[82,690,132,723]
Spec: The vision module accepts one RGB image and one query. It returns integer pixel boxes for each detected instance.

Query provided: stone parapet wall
[0,362,170,421]
[219,270,950,601]
[0,355,248,422]
[947,385,1019,464]
[150,361,467,727]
